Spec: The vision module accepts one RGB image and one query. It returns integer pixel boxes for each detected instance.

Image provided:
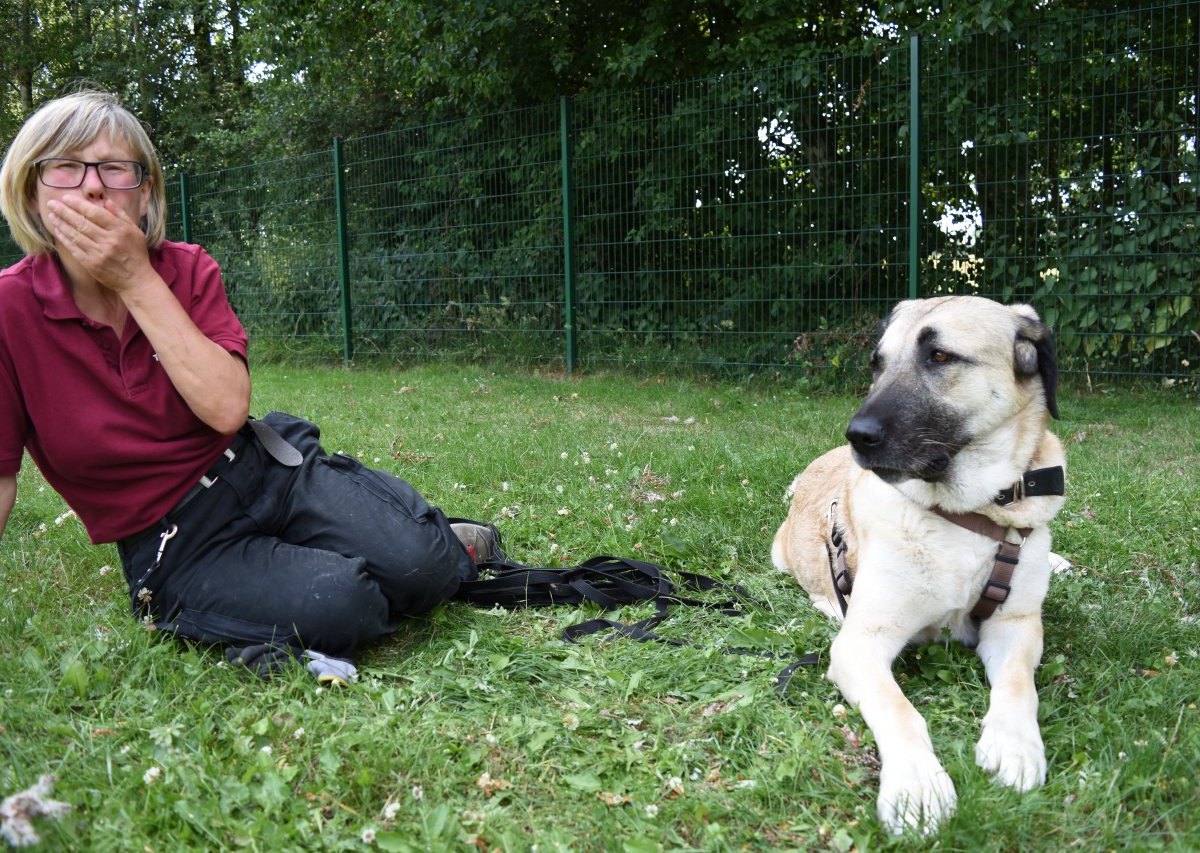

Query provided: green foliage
[2,3,1197,384]
[917,4,1200,383]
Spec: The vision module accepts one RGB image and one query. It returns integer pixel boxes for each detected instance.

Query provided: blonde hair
[0,90,167,256]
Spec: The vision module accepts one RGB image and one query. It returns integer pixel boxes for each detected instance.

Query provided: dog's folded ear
[1014,316,1060,419]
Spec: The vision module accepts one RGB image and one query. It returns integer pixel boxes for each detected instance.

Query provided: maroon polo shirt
[0,241,249,543]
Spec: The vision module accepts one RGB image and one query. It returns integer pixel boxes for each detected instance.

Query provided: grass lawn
[1,363,1197,851]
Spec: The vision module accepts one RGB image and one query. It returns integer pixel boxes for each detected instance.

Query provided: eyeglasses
[35,157,146,190]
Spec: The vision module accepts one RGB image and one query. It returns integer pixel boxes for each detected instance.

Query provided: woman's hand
[45,195,155,295]
[45,195,250,434]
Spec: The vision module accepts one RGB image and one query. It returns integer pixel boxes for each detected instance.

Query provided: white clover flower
[557,508,570,516]
[361,827,376,844]
[143,766,162,785]
[293,727,305,740]
[99,565,114,576]
[645,804,659,817]
[832,704,847,719]
[562,713,580,731]
[384,800,402,819]
[260,745,272,755]
[410,786,424,802]
[560,452,569,460]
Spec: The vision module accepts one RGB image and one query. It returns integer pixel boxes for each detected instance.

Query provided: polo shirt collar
[30,253,81,321]
[31,249,179,322]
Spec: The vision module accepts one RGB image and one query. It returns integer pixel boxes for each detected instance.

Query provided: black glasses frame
[35,158,147,190]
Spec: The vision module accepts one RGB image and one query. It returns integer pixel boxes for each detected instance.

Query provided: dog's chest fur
[842,471,1017,646]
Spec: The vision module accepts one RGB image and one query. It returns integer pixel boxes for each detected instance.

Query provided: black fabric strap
[775,653,823,701]
[454,551,823,699]
[994,465,1065,505]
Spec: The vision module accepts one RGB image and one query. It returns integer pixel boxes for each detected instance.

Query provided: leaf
[421,804,451,840]
[527,727,557,752]
[375,831,414,852]
[563,772,603,791]
[597,791,632,806]
[59,657,88,698]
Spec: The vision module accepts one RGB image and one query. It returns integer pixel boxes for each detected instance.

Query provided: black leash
[454,552,822,700]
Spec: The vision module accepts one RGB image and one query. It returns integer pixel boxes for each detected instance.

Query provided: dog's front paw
[877,753,957,836]
[976,717,1046,790]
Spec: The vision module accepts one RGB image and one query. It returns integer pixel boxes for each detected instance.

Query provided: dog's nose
[846,414,886,453]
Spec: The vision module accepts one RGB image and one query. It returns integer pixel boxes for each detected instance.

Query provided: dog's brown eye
[930,350,953,364]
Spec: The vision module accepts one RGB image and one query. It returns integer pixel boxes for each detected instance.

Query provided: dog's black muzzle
[845,389,964,483]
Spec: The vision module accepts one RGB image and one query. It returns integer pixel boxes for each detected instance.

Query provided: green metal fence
[6,4,1198,386]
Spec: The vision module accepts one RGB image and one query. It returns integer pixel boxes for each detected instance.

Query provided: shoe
[450,521,503,564]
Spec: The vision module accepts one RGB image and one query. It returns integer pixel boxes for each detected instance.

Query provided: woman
[0,90,493,683]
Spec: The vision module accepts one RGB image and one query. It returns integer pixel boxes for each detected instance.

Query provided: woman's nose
[80,163,107,194]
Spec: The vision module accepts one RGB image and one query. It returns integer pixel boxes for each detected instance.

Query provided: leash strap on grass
[455,552,822,700]
[774,653,824,703]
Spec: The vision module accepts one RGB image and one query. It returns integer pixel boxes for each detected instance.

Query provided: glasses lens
[98,161,143,188]
[38,159,143,189]
[39,159,85,188]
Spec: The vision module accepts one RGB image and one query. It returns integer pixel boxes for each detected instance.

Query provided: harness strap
[826,503,1035,623]
[828,524,853,617]
[932,509,1032,621]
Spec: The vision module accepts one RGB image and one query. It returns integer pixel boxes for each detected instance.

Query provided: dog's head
[846,296,1059,485]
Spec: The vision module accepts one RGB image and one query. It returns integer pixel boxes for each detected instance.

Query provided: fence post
[333,137,354,364]
[908,33,921,300]
[559,96,577,375]
[178,173,192,244]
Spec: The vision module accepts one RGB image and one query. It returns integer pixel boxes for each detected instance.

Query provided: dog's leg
[828,626,957,835]
[974,614,1047,790]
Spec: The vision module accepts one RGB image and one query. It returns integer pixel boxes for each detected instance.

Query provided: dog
[771,295,1066,835]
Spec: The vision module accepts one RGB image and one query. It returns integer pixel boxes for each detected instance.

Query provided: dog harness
[828,466,1065,621]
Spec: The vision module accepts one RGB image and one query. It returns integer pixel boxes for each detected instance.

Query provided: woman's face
[34,134,151,243]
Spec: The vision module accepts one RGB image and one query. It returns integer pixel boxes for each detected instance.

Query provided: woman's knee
[291,565,393,653]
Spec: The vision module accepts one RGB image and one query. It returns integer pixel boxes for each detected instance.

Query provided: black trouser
[117,412,476,658]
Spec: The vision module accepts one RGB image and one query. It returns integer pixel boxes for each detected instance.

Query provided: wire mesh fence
[918,5,1200,382]
[4,4,1197,387]
[568,50,914,376]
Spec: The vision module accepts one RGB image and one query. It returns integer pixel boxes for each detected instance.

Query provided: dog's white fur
[771,296,1066,835]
